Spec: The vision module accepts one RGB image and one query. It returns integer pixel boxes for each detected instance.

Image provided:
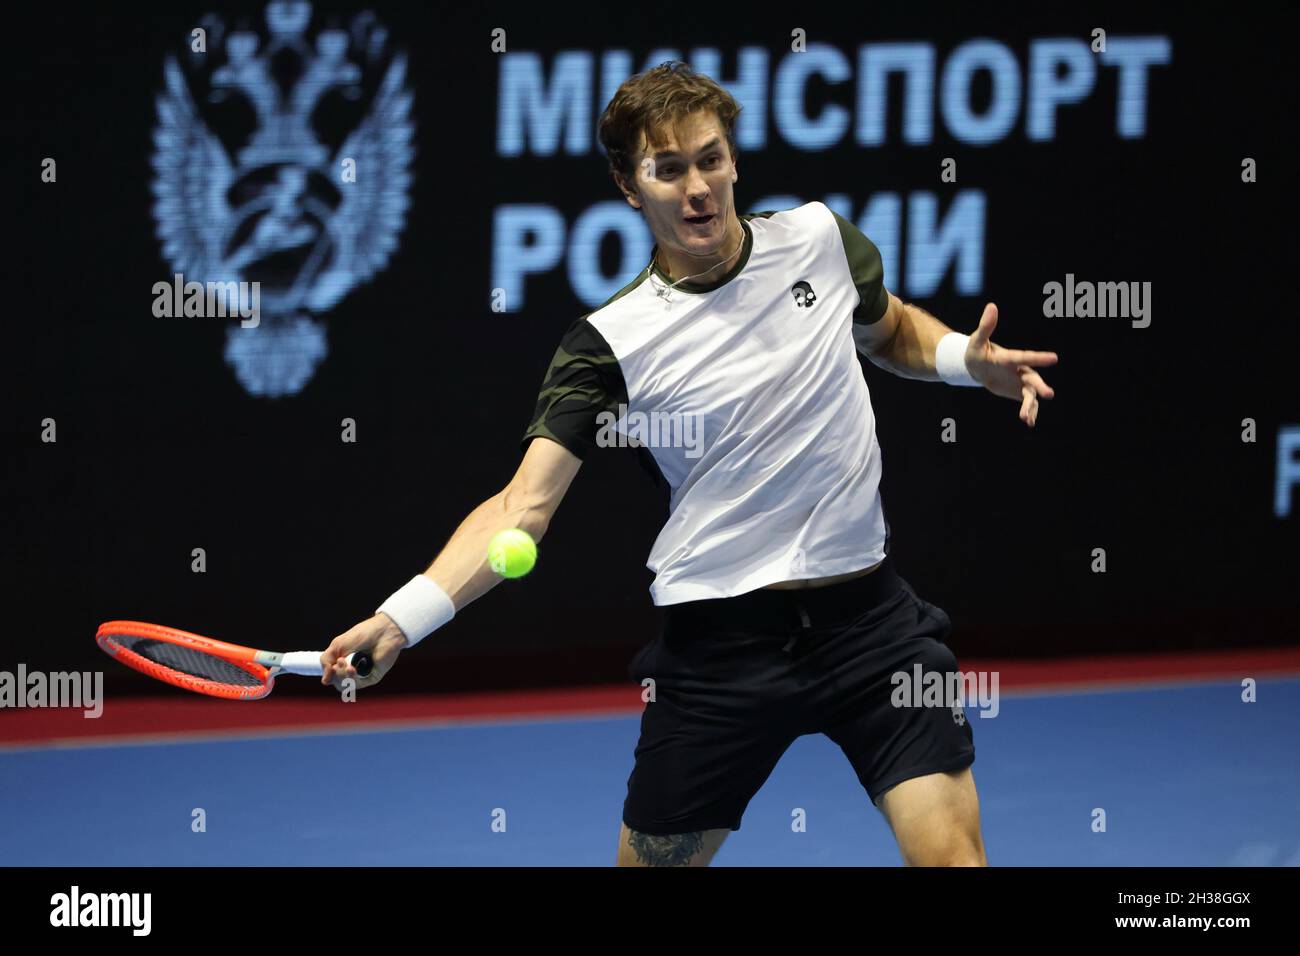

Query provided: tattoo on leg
[628,829,706,867]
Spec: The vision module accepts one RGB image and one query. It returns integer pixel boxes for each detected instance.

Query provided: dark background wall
[5,1,1297,694]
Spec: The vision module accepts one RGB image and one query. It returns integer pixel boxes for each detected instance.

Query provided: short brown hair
[597,60,742,194]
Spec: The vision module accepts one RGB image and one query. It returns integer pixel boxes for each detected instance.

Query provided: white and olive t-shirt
[522,201,892,606]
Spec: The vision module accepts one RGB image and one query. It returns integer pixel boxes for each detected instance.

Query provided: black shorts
[622,557,975,835]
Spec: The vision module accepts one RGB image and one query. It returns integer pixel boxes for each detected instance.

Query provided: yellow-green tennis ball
[488,528,536,578]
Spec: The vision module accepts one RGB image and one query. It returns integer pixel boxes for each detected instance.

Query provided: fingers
[1019,382,1038,427]
[337,656,359,681]
[336,654,388,692]
[1020,367,1055,400]
[324,657,349,689]
[328,659,362,691]
[319,630,362,686]
[1017,365,1055,427]
[967,302,998,346]
[319,617,404,691]
[995,348,1058,368]
[319,636,345,685]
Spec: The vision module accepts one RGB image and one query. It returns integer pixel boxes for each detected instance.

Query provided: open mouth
[684,213,715,225]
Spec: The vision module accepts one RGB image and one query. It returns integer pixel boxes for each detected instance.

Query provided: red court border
[3,647,1299,747]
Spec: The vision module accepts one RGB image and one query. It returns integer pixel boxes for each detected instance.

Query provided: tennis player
[323,61,1056,867]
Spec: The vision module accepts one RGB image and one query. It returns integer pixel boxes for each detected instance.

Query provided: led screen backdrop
[6,1,1297,691]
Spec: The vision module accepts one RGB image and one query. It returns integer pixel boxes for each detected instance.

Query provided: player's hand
[965,303,1058,427]
[320,613,407,691]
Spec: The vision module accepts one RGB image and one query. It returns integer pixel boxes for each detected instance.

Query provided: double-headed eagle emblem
[152,1,414,396]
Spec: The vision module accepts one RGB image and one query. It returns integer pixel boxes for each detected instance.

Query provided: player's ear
[615,171,641,209]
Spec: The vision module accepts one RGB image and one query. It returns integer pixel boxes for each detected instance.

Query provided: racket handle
[350,652,374,678]
[277,651,375,678]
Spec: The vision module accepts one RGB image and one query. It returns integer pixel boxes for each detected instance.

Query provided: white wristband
[935,332,981,387]
[377,575,455,647]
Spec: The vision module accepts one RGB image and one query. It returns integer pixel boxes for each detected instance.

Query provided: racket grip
[278,651,374,678]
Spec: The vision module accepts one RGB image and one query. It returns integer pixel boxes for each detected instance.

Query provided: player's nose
[682,166,710,198]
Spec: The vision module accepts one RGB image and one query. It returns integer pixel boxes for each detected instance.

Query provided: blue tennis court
[3,675,1297,866]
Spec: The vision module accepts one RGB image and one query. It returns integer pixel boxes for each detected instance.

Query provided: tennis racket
[96,620,372,701]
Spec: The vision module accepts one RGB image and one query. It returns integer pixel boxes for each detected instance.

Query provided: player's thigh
[615,823,730,867]
[877,767,987,866]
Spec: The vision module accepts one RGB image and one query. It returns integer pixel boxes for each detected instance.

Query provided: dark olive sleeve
[521,318,627,460]
[830,209,890,325]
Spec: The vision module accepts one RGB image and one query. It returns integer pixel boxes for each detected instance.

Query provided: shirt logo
[791,280,818,309]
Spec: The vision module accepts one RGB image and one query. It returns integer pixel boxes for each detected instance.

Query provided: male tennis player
[322,61,1056,867]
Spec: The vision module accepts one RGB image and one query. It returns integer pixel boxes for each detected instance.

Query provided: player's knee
[940,841,987,866]
[906,834,986,867]
[908,820,987,867]
[617,824,725,867]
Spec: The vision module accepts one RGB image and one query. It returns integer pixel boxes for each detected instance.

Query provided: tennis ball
[488,528,537,578]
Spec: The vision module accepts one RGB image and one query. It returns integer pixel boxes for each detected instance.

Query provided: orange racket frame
[96,620,368,701]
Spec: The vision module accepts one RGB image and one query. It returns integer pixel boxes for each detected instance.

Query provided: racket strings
[115,635,264,688]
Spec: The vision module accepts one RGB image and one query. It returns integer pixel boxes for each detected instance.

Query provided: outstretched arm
[320,437,582,688]
[421,436,581,609]
[853,292,1058,427]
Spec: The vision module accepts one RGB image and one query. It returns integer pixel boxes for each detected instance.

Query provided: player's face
[624,111,740,271]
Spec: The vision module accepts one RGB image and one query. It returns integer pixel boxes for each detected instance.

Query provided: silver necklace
[650,220,745,301]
